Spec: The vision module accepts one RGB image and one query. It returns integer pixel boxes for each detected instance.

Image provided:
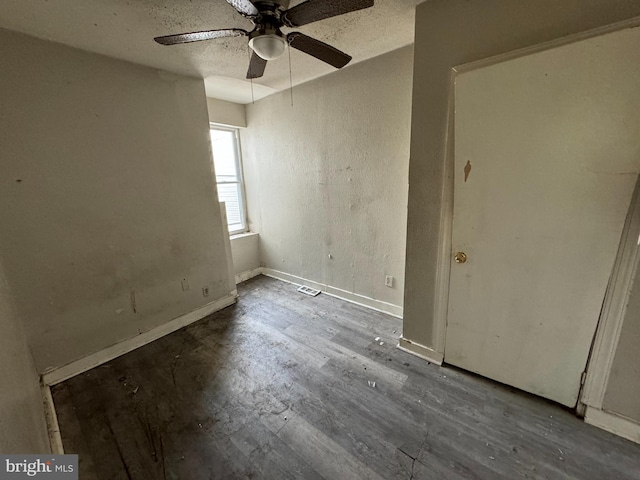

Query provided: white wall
[207,97,247,128]
[230,233,260,279]
[403,0,640,356]
[0,258,49,453]
[240,46,413,310]
[0,27,234,373]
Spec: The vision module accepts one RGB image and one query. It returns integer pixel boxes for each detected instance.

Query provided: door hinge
[580,371,587,386]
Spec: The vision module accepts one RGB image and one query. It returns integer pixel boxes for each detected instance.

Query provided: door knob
[454,252,467,264]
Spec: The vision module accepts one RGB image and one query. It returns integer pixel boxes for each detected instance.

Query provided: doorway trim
[580,178,640,411]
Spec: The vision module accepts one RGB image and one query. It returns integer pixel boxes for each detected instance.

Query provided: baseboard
[584,406,640,445]
[42,293,237,386]
[397,336,444,365]
[235,267,263,285]
[42,383,64,454]
[261,268,403,318]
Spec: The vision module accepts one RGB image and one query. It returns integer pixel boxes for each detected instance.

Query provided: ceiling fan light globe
[249,34,286,61]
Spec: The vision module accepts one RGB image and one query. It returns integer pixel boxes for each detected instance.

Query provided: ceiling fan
[154,0,374,79]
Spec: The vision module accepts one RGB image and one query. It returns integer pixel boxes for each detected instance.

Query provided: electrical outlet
[181,278,190,291]
[202,286,210,297]
[385,275,394,288]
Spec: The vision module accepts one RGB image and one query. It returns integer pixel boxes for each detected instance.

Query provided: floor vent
[297,285,321,297]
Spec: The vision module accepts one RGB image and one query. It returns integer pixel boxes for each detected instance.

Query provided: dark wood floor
[52,275,640,480]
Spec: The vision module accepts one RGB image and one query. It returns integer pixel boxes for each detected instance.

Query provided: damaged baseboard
[42,383,64,454]
[235,267,263,285]
[261,268,403,318]
[397,336,444,365]
[42,293,237,387]
[584,406,640,445]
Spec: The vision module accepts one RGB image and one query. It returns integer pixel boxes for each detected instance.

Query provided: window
[210,125,246,235]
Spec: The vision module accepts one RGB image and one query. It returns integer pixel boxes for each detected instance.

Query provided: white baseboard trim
[42,293,237,386]
[42,383,64,454]
[235,267,263,285]
[262,268,403,318]
[584,406,640,445]
[397,336,444,365]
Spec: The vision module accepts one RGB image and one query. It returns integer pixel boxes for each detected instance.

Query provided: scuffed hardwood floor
[52,275,640,479]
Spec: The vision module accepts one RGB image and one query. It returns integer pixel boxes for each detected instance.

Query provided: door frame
[580,177,640,444]
[580,178,640,411]
[431,16,640,372]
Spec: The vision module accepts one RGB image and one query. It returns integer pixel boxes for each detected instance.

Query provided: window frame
[210,123,248,235]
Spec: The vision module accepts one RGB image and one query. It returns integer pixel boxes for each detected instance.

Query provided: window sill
[230,231,259,240]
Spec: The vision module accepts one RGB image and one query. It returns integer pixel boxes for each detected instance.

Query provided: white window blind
[210,126,246,235]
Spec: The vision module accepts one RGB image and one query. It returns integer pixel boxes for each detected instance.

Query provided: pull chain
[288,42,293,107]
[247,45,255,104]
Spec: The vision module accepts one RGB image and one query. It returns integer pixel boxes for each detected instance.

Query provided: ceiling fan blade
[282,0,374,27]
[225,0,259,18]
[287,32,352,69]
[247,51,268,79]
[154,28,247,45]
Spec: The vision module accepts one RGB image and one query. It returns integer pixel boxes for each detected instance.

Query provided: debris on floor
[375,337,381,342]
[50,276,640,479]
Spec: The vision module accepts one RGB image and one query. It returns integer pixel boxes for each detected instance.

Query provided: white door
[446,28,640,407]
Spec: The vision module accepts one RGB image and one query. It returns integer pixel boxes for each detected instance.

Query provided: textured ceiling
[0,0,420,103]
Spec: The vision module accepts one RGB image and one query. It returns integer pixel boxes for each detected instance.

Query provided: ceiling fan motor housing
[249,2,286,60]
